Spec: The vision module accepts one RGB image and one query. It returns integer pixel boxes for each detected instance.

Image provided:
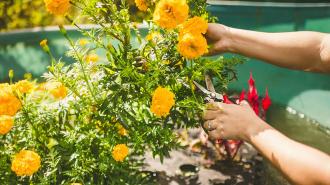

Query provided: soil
[144,129,266,185]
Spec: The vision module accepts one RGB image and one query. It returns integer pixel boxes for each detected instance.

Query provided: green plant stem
[63,33,97,103]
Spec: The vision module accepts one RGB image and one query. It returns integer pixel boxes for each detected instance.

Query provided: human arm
[203,102,330,185]
[206,23,330,73]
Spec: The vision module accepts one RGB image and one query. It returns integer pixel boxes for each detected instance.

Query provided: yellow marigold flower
[79,39,89,47]
[11,150,41,176]
[44,0,70,16]
[44,82,68,99]
[177,33,208,59]
[179,16,208,37]
[153,0,189,29]
[14,80,33,94]
[150,87,175,117]
[135,0,148,12]
[0,115,14,135]
[0,84,21,116]
[112,144,129,162]
[85,54,99,63]
[116,123,128,136]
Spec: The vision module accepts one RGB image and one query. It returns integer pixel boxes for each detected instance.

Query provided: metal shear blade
[193,75,223,102]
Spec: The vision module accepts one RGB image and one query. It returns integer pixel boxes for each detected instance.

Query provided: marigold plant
[0,0,242,183]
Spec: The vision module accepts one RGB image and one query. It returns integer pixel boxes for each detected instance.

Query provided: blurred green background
[1,0,329,31]
[0,0,146,32]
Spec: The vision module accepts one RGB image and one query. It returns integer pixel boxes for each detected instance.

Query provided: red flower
[222,95,242,158]
[214,72,271,159]
[248,72,255,87]
[239,89,245,103]
[223,95,233,104]
[224,140,243,158]
[262,88,271,112]
[247,73,259,115]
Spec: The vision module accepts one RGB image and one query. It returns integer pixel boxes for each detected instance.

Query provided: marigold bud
[8,69,14,79]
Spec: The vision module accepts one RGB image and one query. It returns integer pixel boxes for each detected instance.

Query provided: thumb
[204,46,219,56]
[239,100,250,107]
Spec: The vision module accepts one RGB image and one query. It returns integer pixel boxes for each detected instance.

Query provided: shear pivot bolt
[210,93,216,98]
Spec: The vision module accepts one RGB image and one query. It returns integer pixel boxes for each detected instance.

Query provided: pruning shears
[194,75,243,159]
[193,74,223,134]
[193,74,224,103]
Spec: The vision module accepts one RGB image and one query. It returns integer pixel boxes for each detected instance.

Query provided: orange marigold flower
[112,144,129,162]
[14,80,33,94]
[150,87,175,117]
[135,0,148,12]
[0,115,14,135]
[179,16,208,37]
[153,0,189,29]
[85,54,99,63]
[44,0,70,16]
[0,84,21,116]
[11,150,41,176]
[44,82,68,99]
[177,33,208,59]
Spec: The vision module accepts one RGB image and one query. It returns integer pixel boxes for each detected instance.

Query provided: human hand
[205,23,232,55]
[203,101,267,142]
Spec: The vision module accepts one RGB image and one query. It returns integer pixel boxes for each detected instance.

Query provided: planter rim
[207,0,330,7]
[0,24,148,35]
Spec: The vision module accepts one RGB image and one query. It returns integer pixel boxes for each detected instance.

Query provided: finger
[240,100,249,106]
[205,102,225,111]
[208,128,224,140]
[202,120,218,132]
[203,110,222,120]
[204,46,219,56]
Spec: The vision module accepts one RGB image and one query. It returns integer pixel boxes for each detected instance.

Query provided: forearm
[247,120,330,185]
[224,27,330,72]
